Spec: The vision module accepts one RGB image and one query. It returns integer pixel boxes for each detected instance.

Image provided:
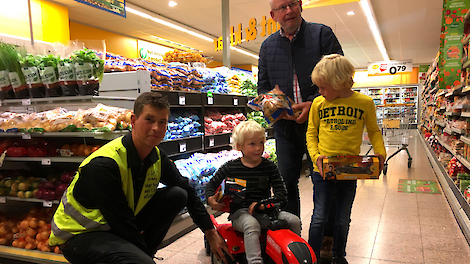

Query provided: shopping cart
[364,103,413,175]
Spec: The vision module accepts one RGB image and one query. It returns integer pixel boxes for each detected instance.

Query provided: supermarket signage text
[214,16,280,52]
[367,60,413,77]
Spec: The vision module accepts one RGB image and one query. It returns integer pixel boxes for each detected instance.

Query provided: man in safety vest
[49,92,232,263]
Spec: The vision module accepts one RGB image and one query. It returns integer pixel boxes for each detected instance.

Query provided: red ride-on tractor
[205,197,317,264]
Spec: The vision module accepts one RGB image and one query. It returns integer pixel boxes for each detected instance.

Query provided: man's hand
[205,229,234,264]
[207,195,225,211]
[316,155,327,176]
[288,101,312,124]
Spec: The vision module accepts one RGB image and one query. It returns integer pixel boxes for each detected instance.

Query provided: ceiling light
[230,46,259,60]
[359,0,389,61]
[347,11,355,15]
[126,6,213,42]
[169,1,177,7]
[151,35,199,51]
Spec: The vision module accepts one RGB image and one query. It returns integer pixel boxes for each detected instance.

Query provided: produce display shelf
[436,136,470,170]
[444,112,460,116]
[420,132,470,242]
[461,135,470,145]
[0,131,128,140]
[443,128,453,135]
[451,127,466,134]
[461,112,470,118]
[0,96,94,106]
[0,197,60,205]
[0,245,68,264]
[435,121,446,127]
[4,157,85,163]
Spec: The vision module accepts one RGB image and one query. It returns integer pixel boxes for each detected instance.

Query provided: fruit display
[0,103,132,132]
[204,109,247,135]
[165,111,203,140]
[0,170,75,201]
[0,138,101,158]
[150,64,204,92]
[240,79,257,97]
[163,49,208,64]
[197,68,229,94]
[227,75,241,94]
[0,206,59,253]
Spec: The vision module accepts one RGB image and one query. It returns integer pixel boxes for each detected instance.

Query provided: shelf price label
[22,99,31,106]
[43,200,53,207]
[209,138,215,147]
[265,132,268,138]
[233,98,238,106]
[0,197,5,204]
[208,97,214,105]
[179,142,187,152]
[179,95,186,105]
[22,133,31,140]
[229,137,233,144]
[41,159,51,165]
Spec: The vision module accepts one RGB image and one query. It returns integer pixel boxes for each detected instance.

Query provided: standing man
[258,0,343,217]
[49,92,232,264]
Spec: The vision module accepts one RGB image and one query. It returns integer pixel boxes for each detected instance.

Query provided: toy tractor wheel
[408,159,412,168]
[383,164,388,175]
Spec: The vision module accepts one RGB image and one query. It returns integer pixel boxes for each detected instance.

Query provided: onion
[17,240,26,248]
[29,218,38,229]
[0,238,8,245]
[25,242,36,250]
[11,240,18,247]
[26,227,36,237]
[19,220,29,230]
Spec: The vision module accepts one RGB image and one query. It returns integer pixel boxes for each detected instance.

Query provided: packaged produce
[38,55,62,97]
[0,43,27,99]
[20,54,45,98]
[71,48,104,96]
[248,85,300,125]
[322,156,381,180]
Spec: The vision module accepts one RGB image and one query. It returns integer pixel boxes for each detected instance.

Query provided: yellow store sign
[214,16,280,51]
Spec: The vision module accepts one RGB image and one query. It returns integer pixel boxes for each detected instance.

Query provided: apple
[38,182,47,190]
[55,184,68,199]
[44,181,54,190]
[43,190,55,201]
[53,180,63,189]
[35,146,48,157]
[10,182,19,192]
[26,146,36,157]
[31,181,39,189]
[24,191,33,198]
[17,191,24,199]
[0,187,5,196]
[18,182,30,192]
[9,190,17,197]
[61,172,75,184]
[34,189,43,199]
[0,139,13,149]
[4,179,13,188]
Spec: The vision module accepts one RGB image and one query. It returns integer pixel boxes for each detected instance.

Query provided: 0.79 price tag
[43,201,53,207]
[41,159,51,165]
[209,138,215,147]
[179,143,187,152]
[179,95,186,105]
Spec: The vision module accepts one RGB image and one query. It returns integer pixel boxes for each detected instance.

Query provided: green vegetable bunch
[0,42,26,85]
[247,111,269,128]
[241,79,257,97]
[71,48,104,81]
[19,54,41,68]
[39,54,60,81]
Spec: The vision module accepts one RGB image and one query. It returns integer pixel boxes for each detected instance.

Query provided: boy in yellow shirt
[306,54,386,264]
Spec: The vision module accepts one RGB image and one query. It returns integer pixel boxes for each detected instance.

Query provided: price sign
[208,97,214,105]
[233,98,238,106]
[179,143,187,152]
[265,132,268,138]
[22,99,31,106]
[0,197,5,203]
[41,159,51,165]
[22,134,31,140]
[179,95,186,105]
[230,137,233,144]
[367,60,412,76]
[43,201,53,207]
[209,138,215,147]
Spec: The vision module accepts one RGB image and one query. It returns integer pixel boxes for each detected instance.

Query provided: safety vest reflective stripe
[62,192,110,231]
[50,190,111,241]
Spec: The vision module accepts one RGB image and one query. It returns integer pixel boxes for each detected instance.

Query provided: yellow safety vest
[49,136,162,246]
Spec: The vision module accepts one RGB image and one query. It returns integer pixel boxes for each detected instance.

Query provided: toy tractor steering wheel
[253,197,287,213]
[253,197,289,231]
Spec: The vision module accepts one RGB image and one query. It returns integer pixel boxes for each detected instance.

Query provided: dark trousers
[61,186,188,264]
[274,126,314,217]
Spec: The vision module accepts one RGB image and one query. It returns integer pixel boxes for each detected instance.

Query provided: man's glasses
[272,0,300,13]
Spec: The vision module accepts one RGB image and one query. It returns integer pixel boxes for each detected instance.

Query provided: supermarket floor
[155,130,470,264]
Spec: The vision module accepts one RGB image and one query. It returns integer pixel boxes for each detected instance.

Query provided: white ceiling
[49,0,443,69]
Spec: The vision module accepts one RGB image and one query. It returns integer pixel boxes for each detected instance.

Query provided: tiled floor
[155,130,470,263]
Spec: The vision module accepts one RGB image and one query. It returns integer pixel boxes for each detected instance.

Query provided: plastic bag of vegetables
[38,54,62,97]
[0,43,27,99]
[58,57,78,96]
[20,54,45,98]
[71,48,104,96]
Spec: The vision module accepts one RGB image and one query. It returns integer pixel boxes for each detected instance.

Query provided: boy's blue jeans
[308,172,357,260]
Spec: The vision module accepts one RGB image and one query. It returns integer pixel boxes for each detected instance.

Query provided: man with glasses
[258,0,344,263]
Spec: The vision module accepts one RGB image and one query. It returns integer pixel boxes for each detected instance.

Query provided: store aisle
[155,130,470,264]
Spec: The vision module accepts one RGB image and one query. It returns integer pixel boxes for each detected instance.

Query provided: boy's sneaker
[331,256,349,264]
[320,236,334,260]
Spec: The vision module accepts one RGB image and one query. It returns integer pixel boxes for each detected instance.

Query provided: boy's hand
[207,195,225,211]
[316,155,327,176]
[377,154,385,172]
[249,202,264,215]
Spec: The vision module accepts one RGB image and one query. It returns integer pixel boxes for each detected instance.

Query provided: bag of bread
[247,85,299,125]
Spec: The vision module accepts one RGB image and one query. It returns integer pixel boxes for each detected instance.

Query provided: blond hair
[231,120,266,150]
[311,54,355,90]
